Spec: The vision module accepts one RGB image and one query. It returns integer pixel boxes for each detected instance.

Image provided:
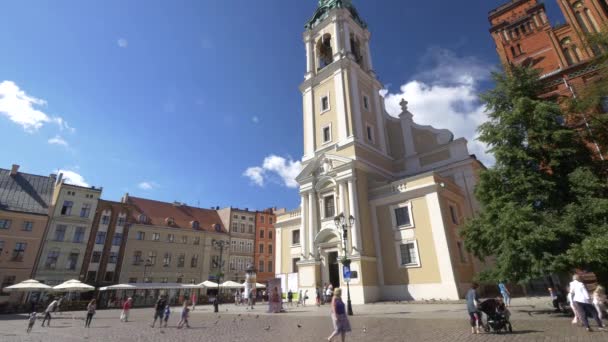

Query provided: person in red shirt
[120,298,133,322]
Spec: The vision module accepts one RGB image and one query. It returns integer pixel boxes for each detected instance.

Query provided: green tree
[461,66,604,284]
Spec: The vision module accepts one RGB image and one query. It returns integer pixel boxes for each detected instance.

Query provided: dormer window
[165,217,175,226]
[138,214,148,224]
[214,223,222,232]
[191,221,200,229]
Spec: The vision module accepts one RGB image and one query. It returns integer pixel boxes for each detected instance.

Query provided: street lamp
[212,239,228,312]
[334,213,355,316]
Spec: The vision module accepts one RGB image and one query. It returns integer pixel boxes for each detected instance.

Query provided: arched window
[350,34,364,66]
[316,34,333,70]
[584,9,600,33]
[563,48,575,66]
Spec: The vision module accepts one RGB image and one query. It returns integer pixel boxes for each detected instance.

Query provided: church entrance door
[328,251,340,289]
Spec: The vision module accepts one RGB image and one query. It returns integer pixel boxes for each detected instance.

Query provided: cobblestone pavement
[1,297,607,341]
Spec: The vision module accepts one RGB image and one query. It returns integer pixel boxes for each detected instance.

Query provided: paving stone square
[1,298,607,341]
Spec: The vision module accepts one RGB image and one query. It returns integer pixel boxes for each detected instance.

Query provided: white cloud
[244,155,302,188]
[0,80,73,132]
[56,169,89,187]
[138,181,159,190]
[252,116,260,124]
[244,167,265,186]
[382,48,495,166]
[48,135,69,147]
[117,38,128,48]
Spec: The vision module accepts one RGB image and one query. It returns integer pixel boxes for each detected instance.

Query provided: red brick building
[489,0,608,156]
[489,0,607,98]
[254,209,281,284]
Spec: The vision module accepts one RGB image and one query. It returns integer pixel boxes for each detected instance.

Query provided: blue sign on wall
[343,265,351,281]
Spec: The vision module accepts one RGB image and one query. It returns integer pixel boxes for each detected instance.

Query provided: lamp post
[334,213,355,316]
[212,239,228,312]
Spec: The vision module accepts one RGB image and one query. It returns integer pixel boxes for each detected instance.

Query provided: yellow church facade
[275,1,484,304]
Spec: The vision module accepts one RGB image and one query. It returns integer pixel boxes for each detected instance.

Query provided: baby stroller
[479,298,513,334]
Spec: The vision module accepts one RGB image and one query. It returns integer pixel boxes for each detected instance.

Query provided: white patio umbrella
[241,282,267,289]
[53,279,95,292]
[2,279,52,293]
[198,281,218,289]
[99,284,137,291]
[220,281,244,289]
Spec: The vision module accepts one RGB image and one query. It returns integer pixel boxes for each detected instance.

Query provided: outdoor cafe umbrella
[198,281,219,289]
[2,279,52,293]
[53,279,95,292]
[241,282,267,289]
[220,281,244,289]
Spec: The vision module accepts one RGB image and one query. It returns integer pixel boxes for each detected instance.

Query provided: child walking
[594,285,607,321]
[163,304,171,328]
[26,312,37,333]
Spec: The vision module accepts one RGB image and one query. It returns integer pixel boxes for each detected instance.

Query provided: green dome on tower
[305,0,367,30]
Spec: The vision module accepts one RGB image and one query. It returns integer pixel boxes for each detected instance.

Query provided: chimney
[10,164,19,176]
[121,193,129,203]
[56,173,63,185]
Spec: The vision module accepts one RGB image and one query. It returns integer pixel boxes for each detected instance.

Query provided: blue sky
[0,0,568,210]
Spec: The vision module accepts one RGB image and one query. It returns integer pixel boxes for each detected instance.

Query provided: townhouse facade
[34,174,102,285]
[0,165,54,303]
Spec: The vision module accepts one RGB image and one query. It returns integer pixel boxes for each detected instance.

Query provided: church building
[274,0,484,303]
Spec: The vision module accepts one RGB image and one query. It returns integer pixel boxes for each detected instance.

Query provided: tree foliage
[461,66,608,284]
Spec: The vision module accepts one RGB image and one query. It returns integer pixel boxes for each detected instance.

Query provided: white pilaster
[308,191,317,257]
[425,192,459,299]
[301,193,309,260]
[303,88,315,159]
[343,22,351,56]
[349,67,363,140]
[332,18,342,62]
[364,40,374,71]
[338,181,347,214]
[305,37,314,78]
[334,70,348,143]
[347,179,362,255]
[372,85,388,153]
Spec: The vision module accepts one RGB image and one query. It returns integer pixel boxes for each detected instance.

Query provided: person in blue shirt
[498,282,511,307]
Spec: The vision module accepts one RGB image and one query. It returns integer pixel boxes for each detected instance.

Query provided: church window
[584,9,600,33]
[292,230,300,246]
[574,9,591,33]
[322,125,332,143]
[324,195,335,218]
[321,95,330,112]
[391,202,414,229]
[317,34,333,70]
[399,241,420,267]
[366,124,374,143]
[563,48,575,66]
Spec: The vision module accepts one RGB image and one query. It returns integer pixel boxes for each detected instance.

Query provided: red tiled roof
[127,196,227,234]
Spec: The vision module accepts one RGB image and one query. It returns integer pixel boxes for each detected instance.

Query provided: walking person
[191,292,197,311]
[248,289,255,310]
[234,290,241,306]
[570,274,606,332]
[466,282,483,334]
[593,285,607,321]
[41,298,59,327]
[120,297,132,322]
[498,281,511,307]
[26,312,37,333]
[85,299,96,328]
[151,295,167,328]
[163,303,171,328]
[287,290,293,306]
[326,284,334,305]
[327,288,351,342]
[316,287,322,307]
[177,300,191,329]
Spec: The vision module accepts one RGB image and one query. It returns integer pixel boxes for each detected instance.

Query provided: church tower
[301,0,388,162]
[276,0,484,304]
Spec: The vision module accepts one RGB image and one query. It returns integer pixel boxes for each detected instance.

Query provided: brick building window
[54,225,67,241]
[268,244,273,254]
[91,251,102,263]
[112,233,123,246]
[101,215,110,225]
[268,260,273,273]
[11,242,26,261]
[259,244,264,254]
[260,230,264,239]
[22,221,33,231]
[259,260,264,272]
[95,231,106,244]
[61,201,73,216]
[269,230,273,239]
